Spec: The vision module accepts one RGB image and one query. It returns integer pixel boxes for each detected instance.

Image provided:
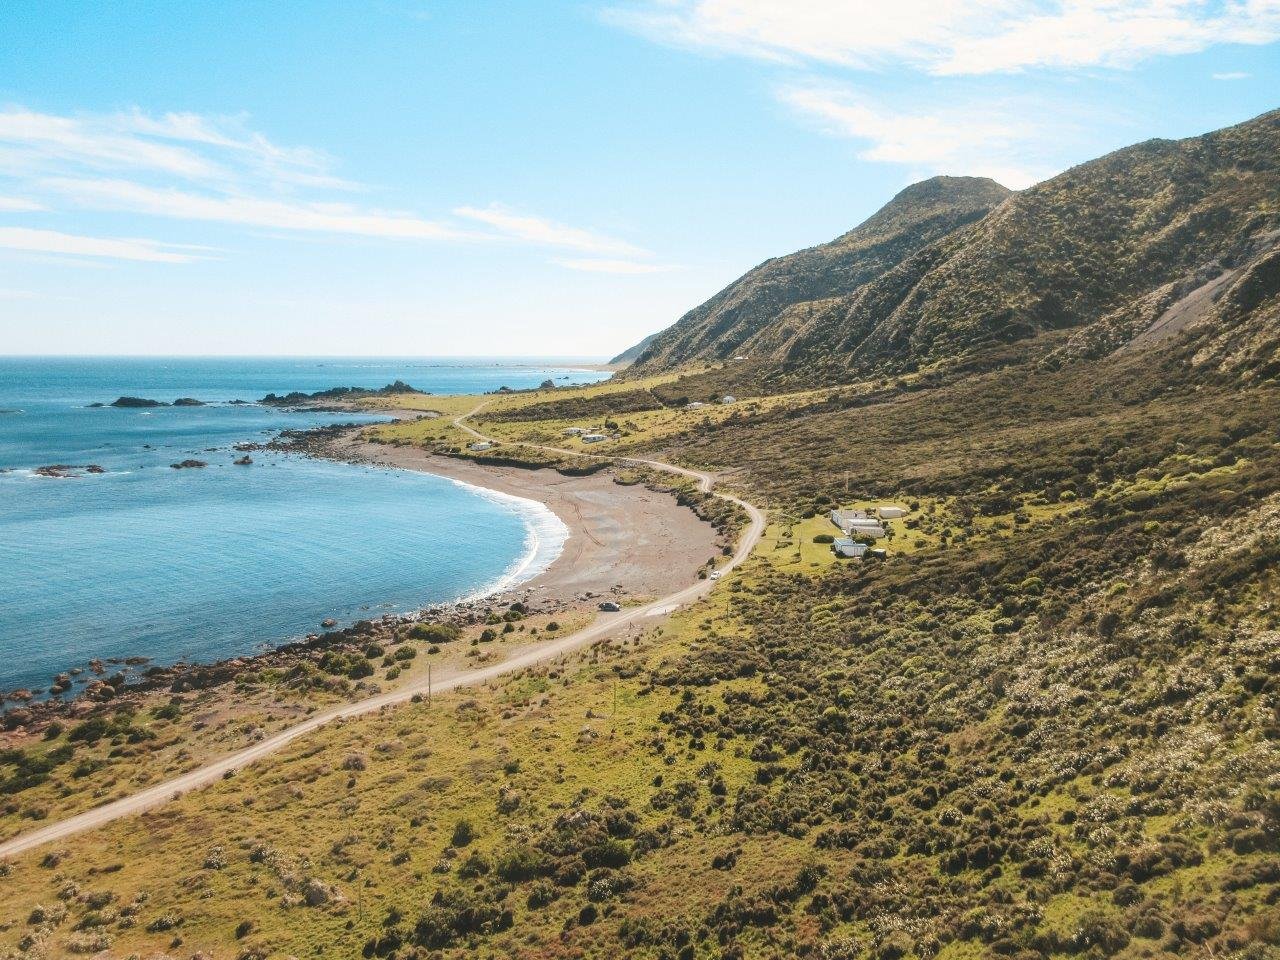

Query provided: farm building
[832,538,868,558]
[830,508,871,527]
[582,433,608,443]
[563,427,586,435]
[468,441,493,452]
[877,505,907,519]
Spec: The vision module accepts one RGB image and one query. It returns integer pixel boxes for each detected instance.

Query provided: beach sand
[330,435,722,606]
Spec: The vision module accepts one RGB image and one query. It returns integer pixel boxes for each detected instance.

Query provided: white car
[708,571,722,581]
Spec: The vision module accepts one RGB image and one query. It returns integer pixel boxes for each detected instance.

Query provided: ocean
[0,357,611,695]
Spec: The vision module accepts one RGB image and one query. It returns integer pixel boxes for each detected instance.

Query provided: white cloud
[0,195,44,212]
[0,107,654,262]
[553,257,678,273]
[777,83,1056,188]
[0,107,346,189]
[45,178,463,240]
[455,204,647,256]
[0,226,204,263]
[1212,70,1251,78]
[607,1,1280,75]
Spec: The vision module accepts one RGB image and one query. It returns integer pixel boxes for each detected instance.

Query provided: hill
[628,176,1011,371]
[609,332,659,366]
[630,109,1280,381]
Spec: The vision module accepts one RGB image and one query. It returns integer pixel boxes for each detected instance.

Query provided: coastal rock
[172,397,206,406]
[260,380,425,406]
[540,379,555,389]
[170,459,208,469]
[85,464,105,474]
[234,455,253,465]
[34,464,78,478]
[87,402,104,408]
[321,618,337,628]
[110,396,165,408]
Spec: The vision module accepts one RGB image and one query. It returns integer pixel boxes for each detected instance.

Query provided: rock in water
[110,396,166,408]
[173,397,206,406]
[234,455,253,465]
[170,459,208,469]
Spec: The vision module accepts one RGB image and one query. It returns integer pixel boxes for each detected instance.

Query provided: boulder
[234,455,253,466]
[170,459,208,469]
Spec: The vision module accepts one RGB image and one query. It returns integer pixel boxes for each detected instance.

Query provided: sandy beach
[328,433,722,605]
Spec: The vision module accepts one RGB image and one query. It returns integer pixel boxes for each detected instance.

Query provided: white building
[721,395,736,404]
[563,427,586,435]
[686,401,706,410]
[468,441,493,452]
[877,505,907,519]
[832,538,868,558]
[582,433,608,443]
[830,508,871,527]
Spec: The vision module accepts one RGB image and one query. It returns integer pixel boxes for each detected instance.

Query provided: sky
[1,1,1278,357]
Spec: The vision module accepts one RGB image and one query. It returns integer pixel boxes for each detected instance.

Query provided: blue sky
[1,1,1277,357]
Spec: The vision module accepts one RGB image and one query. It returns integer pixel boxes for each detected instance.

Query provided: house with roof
[832,538,868,558]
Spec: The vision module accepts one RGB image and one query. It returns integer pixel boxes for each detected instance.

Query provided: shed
[832,538,867,558]
[876,505,907,519]
[468,441,493,452]
[582,433,608,443]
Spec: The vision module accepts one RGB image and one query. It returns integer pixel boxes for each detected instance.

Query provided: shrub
[410,623,461,644]
[451,819,475,847]
[495,845,550,882]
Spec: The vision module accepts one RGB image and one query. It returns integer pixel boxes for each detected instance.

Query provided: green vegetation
[3,108,1280,959]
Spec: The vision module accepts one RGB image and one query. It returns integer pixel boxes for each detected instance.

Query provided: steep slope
[629,176,1011,370]
[635,108,1280,381]
[609,332,659,366]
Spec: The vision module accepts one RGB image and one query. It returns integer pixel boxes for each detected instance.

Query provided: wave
[440,476,569,604]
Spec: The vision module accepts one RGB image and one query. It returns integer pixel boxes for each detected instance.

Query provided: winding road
[0,402,765,859]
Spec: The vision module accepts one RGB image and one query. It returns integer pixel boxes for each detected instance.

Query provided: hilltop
[627,176,1011,371]
[628,109,1280,383]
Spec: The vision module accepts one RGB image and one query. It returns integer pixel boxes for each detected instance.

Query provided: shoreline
[1,421,720,733]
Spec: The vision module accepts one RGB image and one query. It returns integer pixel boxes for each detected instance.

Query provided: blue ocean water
[0,358,609,694]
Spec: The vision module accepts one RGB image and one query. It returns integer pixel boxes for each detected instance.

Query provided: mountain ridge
[627,107,1280,382]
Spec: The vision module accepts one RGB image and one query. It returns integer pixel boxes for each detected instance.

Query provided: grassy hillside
[4,319,1280,958]
[630,109,1280,384]
[629,177,1011,372]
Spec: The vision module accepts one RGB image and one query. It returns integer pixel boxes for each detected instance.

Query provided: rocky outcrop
[173,397,206,406]
[34,464,105,478]
[260,380,424,406]
[110,396,165,408]
[170,459,208,469]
